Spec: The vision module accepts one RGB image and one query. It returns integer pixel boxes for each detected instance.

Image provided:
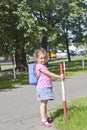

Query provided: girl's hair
[34,48,48,77]
[34,48,48,63]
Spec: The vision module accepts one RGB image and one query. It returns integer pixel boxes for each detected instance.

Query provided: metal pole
[60,63,67,121]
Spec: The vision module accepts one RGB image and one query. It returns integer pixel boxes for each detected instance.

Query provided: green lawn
[0,57,87,89]
[0,72,28,89]
[51,97,87,130]
[48,57,87,77]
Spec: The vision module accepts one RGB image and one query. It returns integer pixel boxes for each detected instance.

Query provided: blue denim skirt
[36,87,55,101]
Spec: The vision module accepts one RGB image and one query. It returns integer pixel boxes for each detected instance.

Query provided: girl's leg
[40,100,48,120]
[40,100,52,127]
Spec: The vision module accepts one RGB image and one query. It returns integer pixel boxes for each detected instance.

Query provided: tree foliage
[0,0,87,70]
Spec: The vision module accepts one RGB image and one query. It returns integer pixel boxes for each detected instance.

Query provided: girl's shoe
[47,117,54,123]
[41,120,52,127]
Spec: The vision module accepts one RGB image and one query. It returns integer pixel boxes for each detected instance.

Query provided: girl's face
[37,53,47,64]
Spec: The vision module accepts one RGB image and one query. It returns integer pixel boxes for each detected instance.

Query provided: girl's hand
[60,74,65,80]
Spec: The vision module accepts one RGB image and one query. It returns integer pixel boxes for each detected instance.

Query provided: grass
[0,57,87,89]
[50,97,87,130]
[0,72,28,89]
[48,57,87,77]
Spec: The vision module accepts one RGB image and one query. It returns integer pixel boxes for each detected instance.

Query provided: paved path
[0,74,87,130]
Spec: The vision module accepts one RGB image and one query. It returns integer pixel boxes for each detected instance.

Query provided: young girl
[34,48,64,127]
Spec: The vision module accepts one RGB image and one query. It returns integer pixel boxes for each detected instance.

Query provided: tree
[0,0,86,72]
[28,0,62,51]
[53,0,86,61]
[0,0,35,71]
[28,0,86,62]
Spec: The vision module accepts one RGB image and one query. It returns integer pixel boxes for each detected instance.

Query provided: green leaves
[0,0,87,69]
[16,0,34,34]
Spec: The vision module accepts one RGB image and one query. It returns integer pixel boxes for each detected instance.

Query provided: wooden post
[12,55,16,82]
[82,56,84,70]
[63,59,66,76]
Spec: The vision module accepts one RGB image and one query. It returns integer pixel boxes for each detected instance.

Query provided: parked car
[56,51,67,58]
[76,50,86,56]
[49,52,56,58]
[69,50,76,56]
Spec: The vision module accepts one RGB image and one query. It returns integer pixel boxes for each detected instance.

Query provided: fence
[0,57,87,89]
[48,57,87,76]
[0,56,87,78]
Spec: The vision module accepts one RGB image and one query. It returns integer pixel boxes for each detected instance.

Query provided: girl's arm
[40,67,64,80]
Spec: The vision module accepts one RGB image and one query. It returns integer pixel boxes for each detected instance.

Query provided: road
[0,74,87,130]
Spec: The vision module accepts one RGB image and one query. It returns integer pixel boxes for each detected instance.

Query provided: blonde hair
[34,48,48,77]
[34,48,48,63]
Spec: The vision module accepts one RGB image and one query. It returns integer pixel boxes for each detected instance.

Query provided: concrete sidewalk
[0,74,87,130]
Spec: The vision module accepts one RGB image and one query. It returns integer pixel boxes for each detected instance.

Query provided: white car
[56,51,67,58]
[76,50,86,56]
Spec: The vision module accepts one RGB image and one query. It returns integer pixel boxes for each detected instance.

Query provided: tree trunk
[41,32,48,66]
[65,35,71,62]
[15,42,27,71]
[41,31,47,51]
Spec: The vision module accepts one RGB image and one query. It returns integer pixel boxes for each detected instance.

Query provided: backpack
[28,63,42,86]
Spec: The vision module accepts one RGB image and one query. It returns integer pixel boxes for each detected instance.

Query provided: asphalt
[0,73,87,130]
